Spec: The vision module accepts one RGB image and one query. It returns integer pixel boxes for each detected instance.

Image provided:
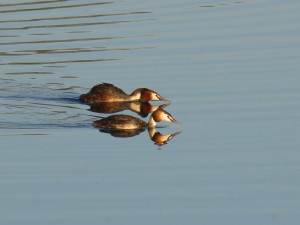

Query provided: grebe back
[80,83,169,103]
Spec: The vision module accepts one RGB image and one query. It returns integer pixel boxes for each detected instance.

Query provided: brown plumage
[93,107,180,130]
[80,83,169,103]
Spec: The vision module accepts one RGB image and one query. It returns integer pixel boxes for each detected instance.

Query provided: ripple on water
[0,0,156,132]
[0,80,92,130]
[0,0,300,224]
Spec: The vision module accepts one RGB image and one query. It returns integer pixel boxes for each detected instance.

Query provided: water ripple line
[0,2,113,13]
[0,19,151,31]
[0,12,151,23]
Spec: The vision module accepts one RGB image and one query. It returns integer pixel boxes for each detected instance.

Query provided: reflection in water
[93,107,181,146]
[98,127,181,147]
[90,102,169,117]
[148,128,181,147]
[99,127,145,138]
[93,107,180,130]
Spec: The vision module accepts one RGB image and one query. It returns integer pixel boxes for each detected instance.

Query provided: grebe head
[148,129,181,146]
[153,107,181,124]
[131,88,170,102]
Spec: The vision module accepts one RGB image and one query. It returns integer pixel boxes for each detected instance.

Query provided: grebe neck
[128,90,142,101]
[148,127,156,137]
[148,115,157,128]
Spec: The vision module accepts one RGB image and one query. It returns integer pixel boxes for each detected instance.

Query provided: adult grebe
[80,83,169,103]
[93,107,180,130]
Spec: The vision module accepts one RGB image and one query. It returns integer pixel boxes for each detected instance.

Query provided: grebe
[80,83,169,103]
[148,129,181,146]
[93,107,180,130]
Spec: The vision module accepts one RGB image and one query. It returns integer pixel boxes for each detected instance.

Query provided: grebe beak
[160,103,171,108]
[167,115,181,125]
[167,131,181,141]
[157,107,181,125]
[156,94,171,102]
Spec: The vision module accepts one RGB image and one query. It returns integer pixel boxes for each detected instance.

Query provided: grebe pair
[80,83,179,130]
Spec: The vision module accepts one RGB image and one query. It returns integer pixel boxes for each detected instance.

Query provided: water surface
[1,0,300,224]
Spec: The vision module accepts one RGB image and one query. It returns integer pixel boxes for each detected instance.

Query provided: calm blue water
[1,0,300,224]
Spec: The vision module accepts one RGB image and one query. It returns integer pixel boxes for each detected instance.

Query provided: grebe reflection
[97,127,181,146]
[93,107,180,129]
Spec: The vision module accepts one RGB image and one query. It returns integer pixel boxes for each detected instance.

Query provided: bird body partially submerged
[80,83,169,103]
